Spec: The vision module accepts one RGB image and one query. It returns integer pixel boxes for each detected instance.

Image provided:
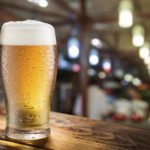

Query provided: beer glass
[1,20,57,140]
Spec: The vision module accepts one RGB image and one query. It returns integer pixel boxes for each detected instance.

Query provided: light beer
[1,20,57,140]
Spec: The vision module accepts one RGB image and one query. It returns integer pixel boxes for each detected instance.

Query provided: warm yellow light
[119,10,133,28]
[118,0,133,28]
[139,43,150,59]
[144,57,150,65]
[132,25,145,47]
[133,36,144,47]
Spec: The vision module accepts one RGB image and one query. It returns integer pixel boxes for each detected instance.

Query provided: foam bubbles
[1,20,56,45]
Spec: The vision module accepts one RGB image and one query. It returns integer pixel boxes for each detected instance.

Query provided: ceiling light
[132,25,145,47]
[91,38,102,48]
[89,49,99,65]
[144,57,150,65]
[39,0,48,7]
[67,37,80,59]
[139,43,150,59]
[27,0,48,7]
[119,10,133,28]
[118,0,133,28]
[89,55,99,65]
[68,45,80,59]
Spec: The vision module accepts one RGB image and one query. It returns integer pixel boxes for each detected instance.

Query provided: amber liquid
[2,45,57,130]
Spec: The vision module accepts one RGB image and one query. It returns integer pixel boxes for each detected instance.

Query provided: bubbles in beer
[2,45,57,129]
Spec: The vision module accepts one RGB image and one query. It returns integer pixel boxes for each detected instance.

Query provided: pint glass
[1,20,57,140]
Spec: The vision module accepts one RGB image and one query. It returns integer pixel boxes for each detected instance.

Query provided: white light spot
[98,72,106,79]
[68,45,80,59]
[132,78,142,86]
[144,57,150,65]
[89,49,99,65]
[139,47,149,59]
[89,55,99,65]
[91,38,102,48]
[119,10,133,28]
[133,35,144,47]
[27,0,48,7]
[39,0,48,7]
[67,37,80,59]
[124,74,133,82]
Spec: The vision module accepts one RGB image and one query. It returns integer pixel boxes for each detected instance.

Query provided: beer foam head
[1,20,56,45]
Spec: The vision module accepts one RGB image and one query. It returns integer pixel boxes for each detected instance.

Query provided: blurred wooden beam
[0,8,21,21]
[138,12,150,19]
[79,0,89,117]
[90,12,150,24]
[80,0,86,18]
[0,9,73,26]
[46,19,74,26]
[0,2,70,20]
[90,16,116,23]
[52,0,78,19]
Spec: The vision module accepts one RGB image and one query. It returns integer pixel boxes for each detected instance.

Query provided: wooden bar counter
[0,112,149,150]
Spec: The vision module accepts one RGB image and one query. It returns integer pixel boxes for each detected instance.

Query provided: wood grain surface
[0,112,150,150]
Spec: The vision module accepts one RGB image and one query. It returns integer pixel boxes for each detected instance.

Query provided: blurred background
[0,0,150,129]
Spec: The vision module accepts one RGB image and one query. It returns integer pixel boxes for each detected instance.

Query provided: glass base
[6,127,50,140]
